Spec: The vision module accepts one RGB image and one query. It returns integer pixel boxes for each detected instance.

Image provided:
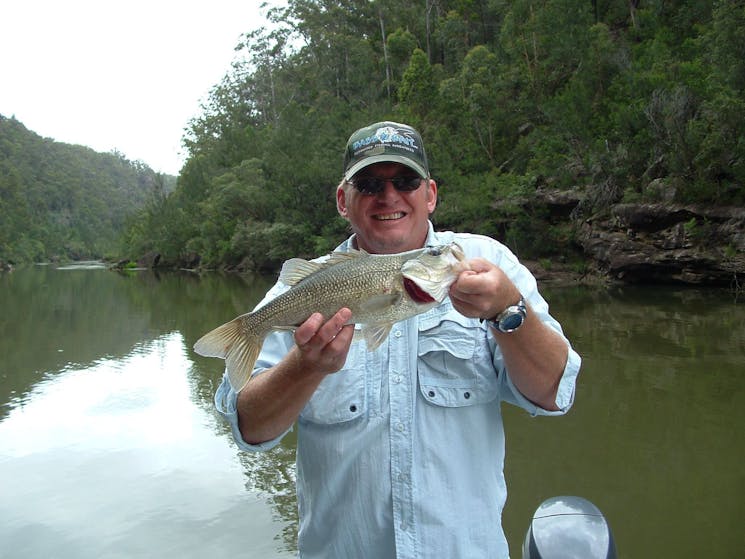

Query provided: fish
[193,243,467,391]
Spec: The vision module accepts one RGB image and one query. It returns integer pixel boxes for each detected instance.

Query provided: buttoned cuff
[214,373,290,452]
[506,344,581,417]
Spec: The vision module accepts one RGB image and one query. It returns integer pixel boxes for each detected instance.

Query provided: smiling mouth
[374,212,406,221]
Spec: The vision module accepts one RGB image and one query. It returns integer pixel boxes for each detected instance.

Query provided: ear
[426,179,437,214]
[336,184,348,218]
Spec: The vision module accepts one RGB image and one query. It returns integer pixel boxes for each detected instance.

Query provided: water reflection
[1,268,743,558]
[0,265,273,420]
[238,431,300,549]
[503,285,745,558]
[0,267,292,559]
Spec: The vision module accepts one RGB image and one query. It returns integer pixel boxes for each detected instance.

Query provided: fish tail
[193,317,263,392]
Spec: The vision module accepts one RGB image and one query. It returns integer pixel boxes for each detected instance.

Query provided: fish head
[400,243,467,304]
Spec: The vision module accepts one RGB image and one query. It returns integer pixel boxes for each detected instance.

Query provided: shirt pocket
[299,341,367,425]
[417,303,499,407]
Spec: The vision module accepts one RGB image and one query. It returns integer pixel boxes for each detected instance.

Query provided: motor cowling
[523,496,617,559]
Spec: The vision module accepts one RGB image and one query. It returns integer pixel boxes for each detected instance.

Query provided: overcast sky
[0,1,278,175]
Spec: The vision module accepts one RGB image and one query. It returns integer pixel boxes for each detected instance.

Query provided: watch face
[500,312,524,332]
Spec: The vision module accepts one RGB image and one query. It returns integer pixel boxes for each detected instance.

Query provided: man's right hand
[236,307,356,445]
[292,308,355,376]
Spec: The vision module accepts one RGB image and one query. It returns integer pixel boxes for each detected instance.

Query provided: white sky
[0,1,278,175]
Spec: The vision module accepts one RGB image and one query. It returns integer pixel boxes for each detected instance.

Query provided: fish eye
[426,247,442,256]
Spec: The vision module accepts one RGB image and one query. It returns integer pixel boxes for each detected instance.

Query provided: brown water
[0,265,743,558]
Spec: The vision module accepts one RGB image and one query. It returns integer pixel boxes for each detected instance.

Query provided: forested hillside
[121,1,745,271]
[0,116,174,265]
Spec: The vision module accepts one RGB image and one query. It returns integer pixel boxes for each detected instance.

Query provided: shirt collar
[339,221,437,253]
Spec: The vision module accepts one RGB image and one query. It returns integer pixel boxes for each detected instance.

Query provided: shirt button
[394,330,402,338]
[396,422,405,432]
[464,391,471,399]
[393,375,402,384]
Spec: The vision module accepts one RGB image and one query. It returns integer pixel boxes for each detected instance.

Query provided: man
[215,121,581,558]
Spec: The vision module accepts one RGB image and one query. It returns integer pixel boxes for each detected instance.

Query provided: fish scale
[267,255,408,322]
[194,243,466,391]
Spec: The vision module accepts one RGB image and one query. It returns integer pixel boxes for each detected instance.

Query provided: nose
[376,179,400,200]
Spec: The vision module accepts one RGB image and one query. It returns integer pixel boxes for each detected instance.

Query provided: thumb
[464,257,494,274]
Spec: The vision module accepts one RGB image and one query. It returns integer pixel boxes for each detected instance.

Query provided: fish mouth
[373,211,406,221]
[403,277,436,303]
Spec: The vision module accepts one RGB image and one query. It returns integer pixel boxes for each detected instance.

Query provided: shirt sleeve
[501,343,580,416]
[451,231,581,416]
[214,374,290,452]
[498,246,581,416]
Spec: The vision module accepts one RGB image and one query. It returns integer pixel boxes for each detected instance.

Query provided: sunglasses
[349,175,423,195]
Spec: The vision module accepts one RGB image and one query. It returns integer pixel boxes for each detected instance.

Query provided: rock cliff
[536,189,745,287]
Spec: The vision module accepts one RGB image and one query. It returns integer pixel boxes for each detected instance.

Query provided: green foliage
[398,49,436,120]
[7,0,731,272]
[230,221,318,272]
[0,116,167,264]
[435,171,528,237]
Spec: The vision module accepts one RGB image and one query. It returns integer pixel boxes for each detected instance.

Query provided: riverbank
[14,198,741,290]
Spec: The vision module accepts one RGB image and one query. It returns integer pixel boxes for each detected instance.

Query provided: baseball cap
[343,121,429,180]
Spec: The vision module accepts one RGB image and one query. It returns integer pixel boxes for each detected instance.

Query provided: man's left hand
[448,258,521,321]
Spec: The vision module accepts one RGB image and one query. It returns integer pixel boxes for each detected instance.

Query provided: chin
[369,235,419,254]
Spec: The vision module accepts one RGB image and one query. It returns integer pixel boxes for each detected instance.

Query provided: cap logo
[352,125,418,155]
[344,121,428,179]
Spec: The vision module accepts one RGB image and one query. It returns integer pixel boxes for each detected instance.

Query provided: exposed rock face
[179,252,201,270]
[137,251,161,268]
[575,203,745,285]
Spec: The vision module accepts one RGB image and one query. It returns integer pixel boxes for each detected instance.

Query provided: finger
[463,257,493,274]
[316,308,352,346]
[294,313,325,346]
[295,308,353,349]
[449,291,487,319]
[326,308,353,337]
[328,323,355,351]
[452,271,494,296]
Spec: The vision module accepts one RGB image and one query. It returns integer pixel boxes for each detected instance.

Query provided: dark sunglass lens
[351,175,422,194]
[353,177,383,194]
[394,176,422,191]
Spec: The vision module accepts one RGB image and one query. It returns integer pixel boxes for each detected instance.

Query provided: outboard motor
[523,496,617,559]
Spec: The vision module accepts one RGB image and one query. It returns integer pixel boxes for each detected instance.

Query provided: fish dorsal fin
[326,249,365,264]
[361,323,393,350]
[279,250,364,286]
[279,258,324,286]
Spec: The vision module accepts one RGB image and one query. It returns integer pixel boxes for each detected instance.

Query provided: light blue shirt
[215,225,581,558]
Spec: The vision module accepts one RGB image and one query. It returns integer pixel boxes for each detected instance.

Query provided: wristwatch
[487,295,527,333]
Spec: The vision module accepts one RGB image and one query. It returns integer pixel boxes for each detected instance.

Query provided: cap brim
[344,154,428,181]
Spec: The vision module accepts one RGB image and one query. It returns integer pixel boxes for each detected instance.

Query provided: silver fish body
[194,243,466,391]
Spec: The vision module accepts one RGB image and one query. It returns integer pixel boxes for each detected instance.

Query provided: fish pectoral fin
[361,323,393,350]
[359,292,403,314]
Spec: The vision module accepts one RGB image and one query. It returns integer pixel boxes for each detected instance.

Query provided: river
[0,264,743,558]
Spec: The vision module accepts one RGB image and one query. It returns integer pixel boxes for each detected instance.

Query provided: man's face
[336,162,437,254]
